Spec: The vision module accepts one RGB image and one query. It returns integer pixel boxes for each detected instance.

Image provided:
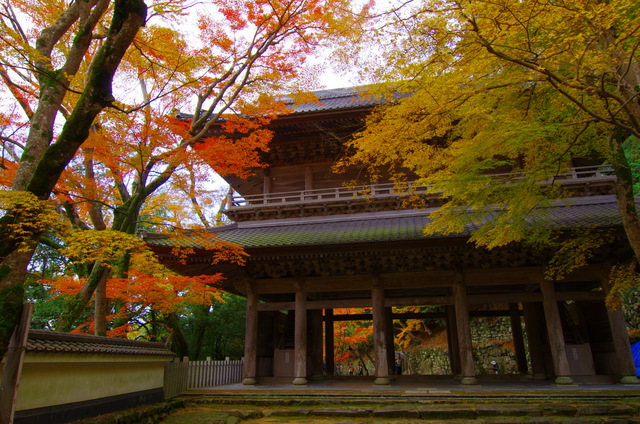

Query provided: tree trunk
[191,304,209,360]
[0,248,34,358]
[94,268,111,336]
[166,313,189,358]
[610,130,640,265]
[56,262,109,332]
[0,0,147,359]
[12,0,110,191]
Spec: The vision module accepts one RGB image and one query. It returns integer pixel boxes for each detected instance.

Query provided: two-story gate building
[144,87,639,386]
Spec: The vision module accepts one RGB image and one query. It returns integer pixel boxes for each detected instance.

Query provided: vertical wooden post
[305,166,313,191]
[509,303,528,374]
[522,302,547,379]
[242,290,258,385]
[540,279,573,384]
[446,305,461,376]
[601,274,640,384]
[372,285,390,384]
[310,309,324,381]
[0,303,33,424]
[385,307,396,375]
[263,168,272,195]
[453,273,477,385]
[293,290,308,385]
[324,309,335,375]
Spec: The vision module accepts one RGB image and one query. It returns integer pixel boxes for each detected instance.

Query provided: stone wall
[402,316,528,375]
[471,316,526,375]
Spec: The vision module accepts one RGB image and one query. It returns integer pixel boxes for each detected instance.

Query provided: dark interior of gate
[251,299,620,380]
[144,86,638,385]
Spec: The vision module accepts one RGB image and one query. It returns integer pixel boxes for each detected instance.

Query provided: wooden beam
[250,265,605,295]
[310,309,323,380]
[385,295,453,307]
[523,302,547,379]
[463,267,544,286]
[254,275,371,294]
[257,301,295,311]
[242,292,258,385]
[328,310,516,322]
[257,290,603,312]
[309,298,373,309]
[385,307,395,375]
[447,305,461,376]
[293,291,307,385]
[331,313,372,321]
[509,303,528,374]
[263,168,272,195]
[305,166,313,191]
[453,274,477,384]
[324,309,335,375]
[601,275,638,381]
[555,291,604,301]
[379,270,455,288]
[0,303,33,424]
[372,286,390,384]
[468,293,543,304]
[540,280,572,384]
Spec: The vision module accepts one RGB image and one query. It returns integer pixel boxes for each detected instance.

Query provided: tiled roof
[280,86,386,114]
[26,329,174,357]
[176,86,385,123]
[144,195,628,250]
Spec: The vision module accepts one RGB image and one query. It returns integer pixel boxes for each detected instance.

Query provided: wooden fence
[164,357,243,399]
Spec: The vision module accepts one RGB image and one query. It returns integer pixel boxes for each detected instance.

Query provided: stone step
[183,395,640,423]
[183,391,640,404]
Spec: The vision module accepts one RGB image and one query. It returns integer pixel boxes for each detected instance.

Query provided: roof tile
[144,195,628,250]
[25,329,174,357]
[281,87,386,114]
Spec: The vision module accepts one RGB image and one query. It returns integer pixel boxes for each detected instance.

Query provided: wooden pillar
[310,309,324,381]
[324,309,335,375]
[453,273,477,385]
[540,279,573,384]
[305,166,313,191]
[263,168,272,194]
[0,303,33,424]
[385,307,396,375]
[601,275,639,384]
[509,303,528,374]
[242,291,258,385]
[293,290,308,385]
[446,305,462,376]
[372,285,390,384]
[522,302,547,379]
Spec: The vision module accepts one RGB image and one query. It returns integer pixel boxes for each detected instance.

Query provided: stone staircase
[178,391,640,423]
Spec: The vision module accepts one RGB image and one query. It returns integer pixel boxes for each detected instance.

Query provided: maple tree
[393,306,444,350]
[340,0,640,292]
[0,0,147,356]
[332,309,374,375]
[0,0,372,357]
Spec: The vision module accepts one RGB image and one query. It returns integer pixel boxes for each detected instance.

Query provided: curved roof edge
[143,195,631,250]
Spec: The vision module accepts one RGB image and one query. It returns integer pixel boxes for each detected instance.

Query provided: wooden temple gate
[145,86,639,386]
[235,240,637,386]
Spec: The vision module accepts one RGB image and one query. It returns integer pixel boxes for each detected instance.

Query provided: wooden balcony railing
[224,165,616,221]
[229,181,428,208]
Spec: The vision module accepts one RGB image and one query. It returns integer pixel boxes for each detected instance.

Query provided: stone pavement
[172,376,640,423]
[188,375,640,396]
[174,400,640,423]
